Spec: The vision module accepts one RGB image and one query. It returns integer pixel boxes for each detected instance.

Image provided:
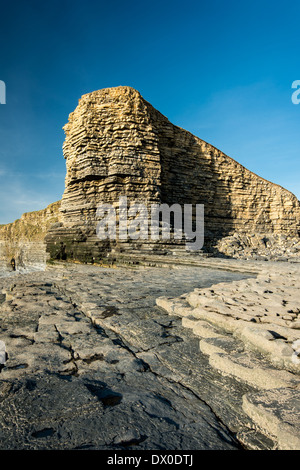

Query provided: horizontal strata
[0,201,61,269]
[46,86,299,262]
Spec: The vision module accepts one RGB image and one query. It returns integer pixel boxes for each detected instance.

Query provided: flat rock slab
[0,263,255,450]
[209,352,298,390]
[242,389,300,450]
[156,260,300,449]
[200,336,244,356]
[1,259,299,450]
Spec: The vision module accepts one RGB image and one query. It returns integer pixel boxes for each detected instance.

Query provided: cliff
[45,86,299,263]
[1,86,298,266]
[0,201,61,269]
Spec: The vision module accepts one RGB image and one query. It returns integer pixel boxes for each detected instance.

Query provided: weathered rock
[0,201,61,272]
[208,352,298,390]
[199,336,244,356]
[156,260,300,449]
[0,84,299,452]
[0,340,6,366]
[242,389,300,450]
[213,232,300,260]
[0,261,276,450]
[44,86,300,263]
[0,86,298,267]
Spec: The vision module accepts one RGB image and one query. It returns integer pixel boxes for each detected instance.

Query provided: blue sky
[0,0,299,224]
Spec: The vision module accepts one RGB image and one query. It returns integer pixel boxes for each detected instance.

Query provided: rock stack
[41,86,299,262]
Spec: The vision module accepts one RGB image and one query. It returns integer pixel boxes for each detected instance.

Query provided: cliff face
[0,201,61,270]
[60,87,162,225]
[45,86,299,262]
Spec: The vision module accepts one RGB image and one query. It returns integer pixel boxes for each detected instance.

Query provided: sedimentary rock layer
[0,201,61,270]
[45,86,300,262]
[156,260,300,449]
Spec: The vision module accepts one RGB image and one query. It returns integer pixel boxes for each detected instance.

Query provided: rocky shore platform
[0,257,299,450]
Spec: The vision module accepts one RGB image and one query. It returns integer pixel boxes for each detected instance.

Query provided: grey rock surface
[0,259,294,450]
[156,260,300,450]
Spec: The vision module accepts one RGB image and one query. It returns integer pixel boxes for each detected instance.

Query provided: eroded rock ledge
[156,261,300,449]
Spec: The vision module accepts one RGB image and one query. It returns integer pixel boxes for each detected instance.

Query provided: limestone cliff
[0,201,61,269]
[45,86,299,263]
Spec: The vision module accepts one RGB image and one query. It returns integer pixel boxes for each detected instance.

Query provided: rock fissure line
[51,275,245,446]
[0,263,298,449]
[142,348,247,440]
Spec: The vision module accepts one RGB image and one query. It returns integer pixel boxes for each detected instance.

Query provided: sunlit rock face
[0,201,61,271]
[45,86,300,263]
